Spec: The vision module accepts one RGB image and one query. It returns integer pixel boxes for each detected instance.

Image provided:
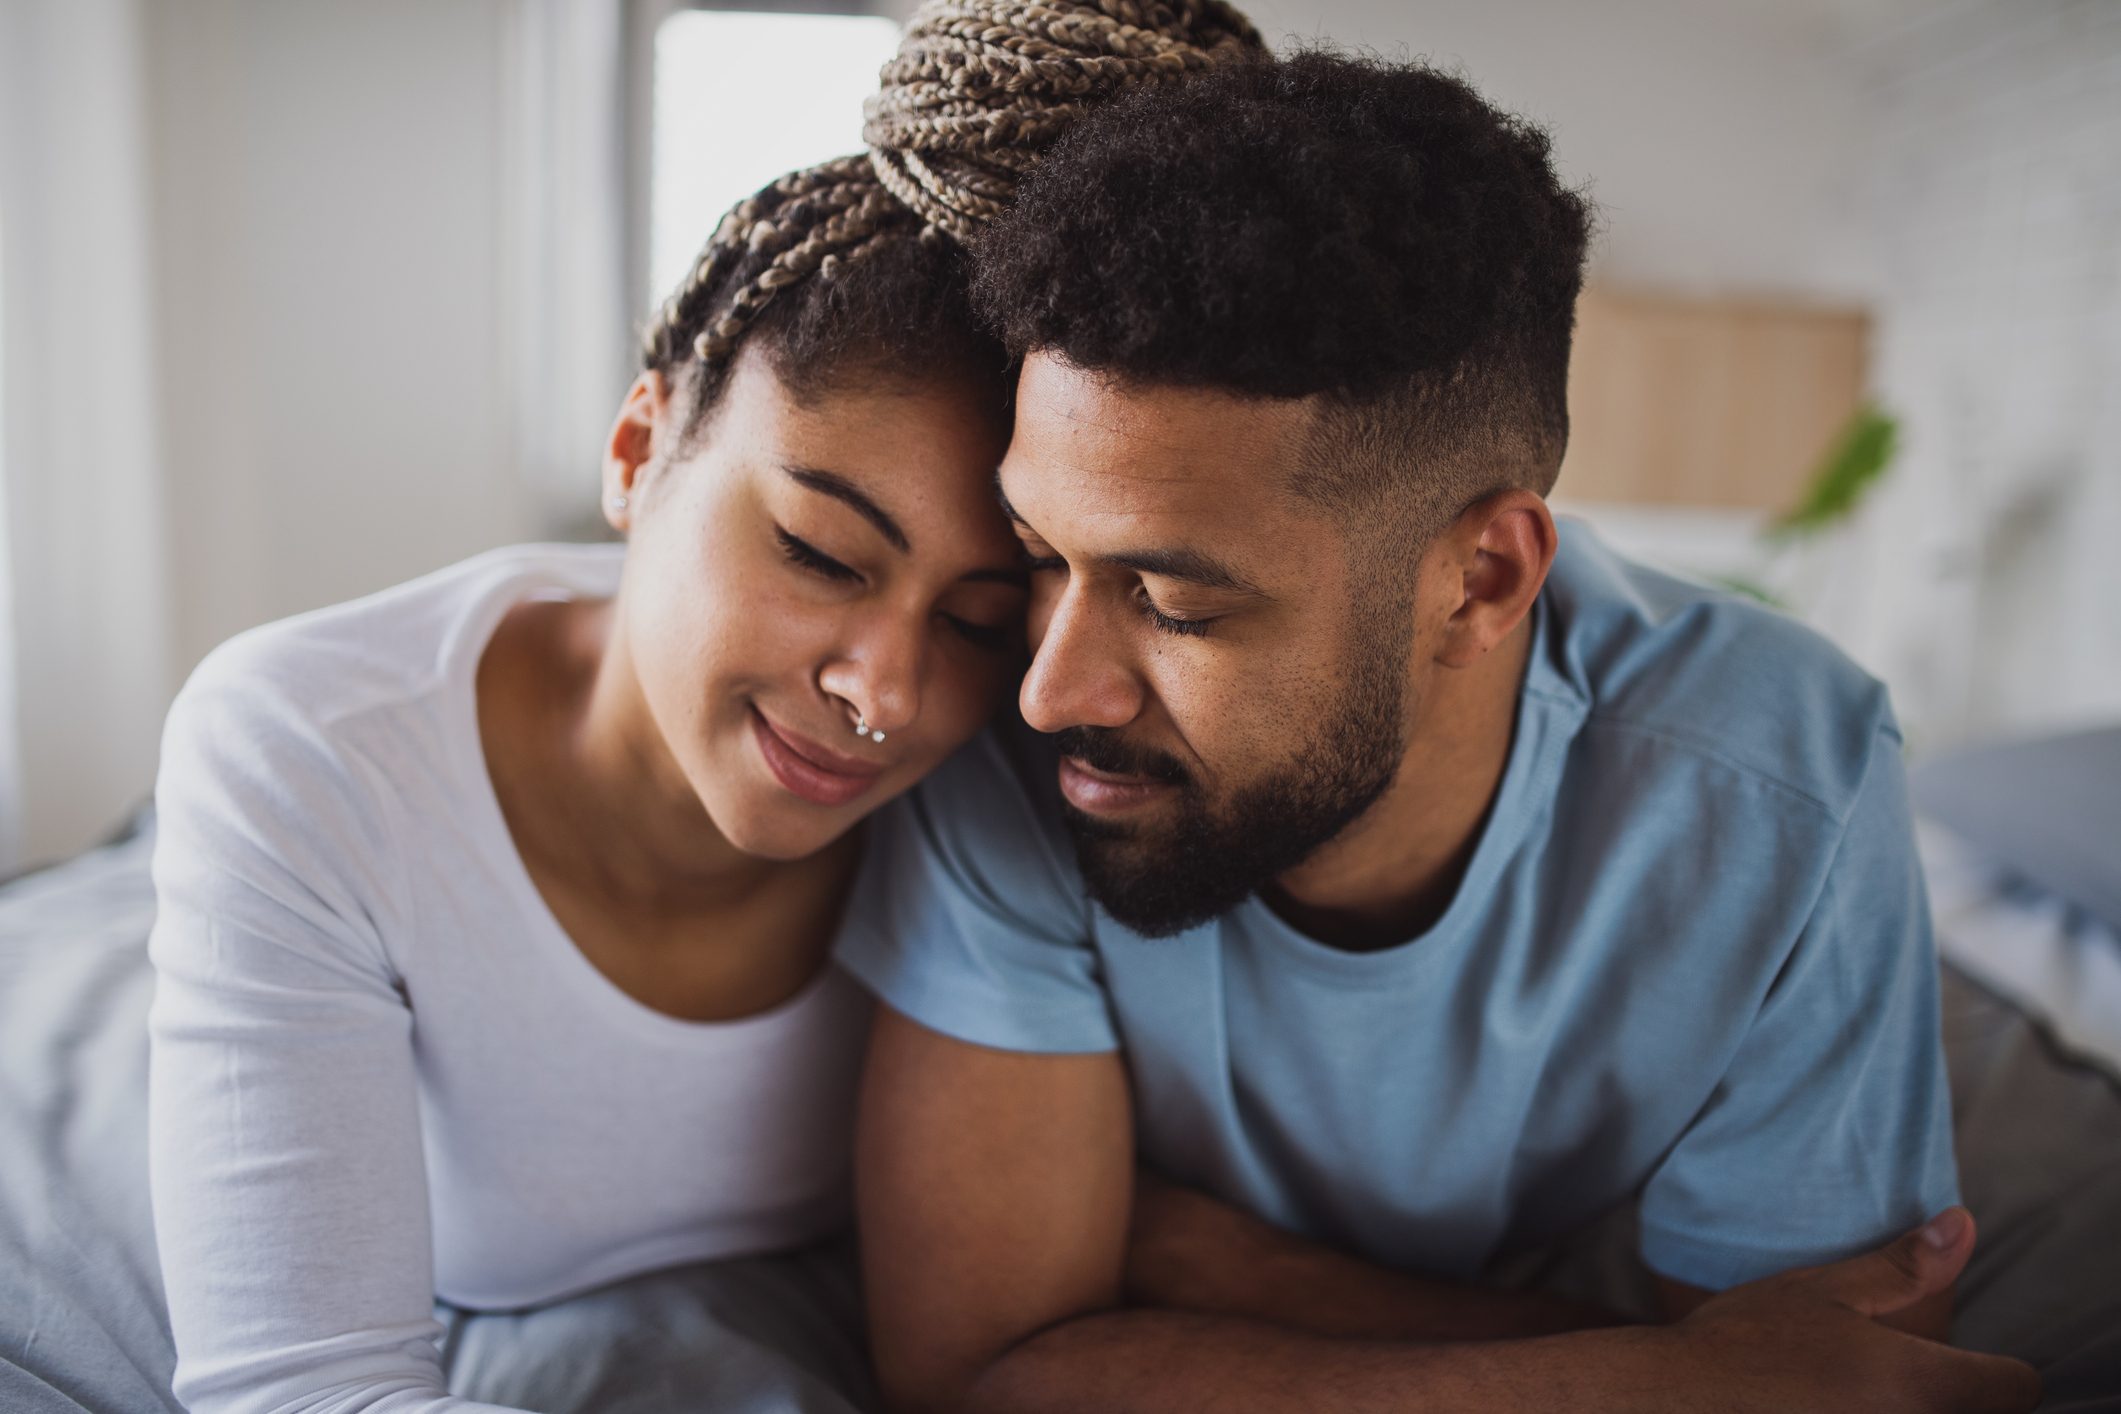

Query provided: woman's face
[607,346,1024,861]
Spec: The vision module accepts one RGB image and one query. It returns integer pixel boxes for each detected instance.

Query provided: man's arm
[1126,1174,1625,1340]
[1129,1179,1958,1345]
[1659,1274,1953,1342]
[857,1007,1135,1406]
[859,1007,2035,1414]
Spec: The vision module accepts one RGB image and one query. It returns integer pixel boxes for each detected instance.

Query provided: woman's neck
[478,589,859,1022]
[481,594,794,919]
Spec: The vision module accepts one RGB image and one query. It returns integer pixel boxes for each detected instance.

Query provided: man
[840,51,2040,1413]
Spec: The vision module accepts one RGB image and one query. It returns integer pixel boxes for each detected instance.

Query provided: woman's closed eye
[776,527,862,584]
[942,615,1017,653]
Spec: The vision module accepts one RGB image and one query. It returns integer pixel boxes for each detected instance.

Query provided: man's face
[999,353,1419,935]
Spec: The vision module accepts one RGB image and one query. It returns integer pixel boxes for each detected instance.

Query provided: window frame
[621,0,910,328]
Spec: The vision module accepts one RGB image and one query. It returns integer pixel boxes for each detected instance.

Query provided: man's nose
[1019,585,1142,734]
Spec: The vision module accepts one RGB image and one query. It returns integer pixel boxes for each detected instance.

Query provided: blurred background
[0,0,2115,869]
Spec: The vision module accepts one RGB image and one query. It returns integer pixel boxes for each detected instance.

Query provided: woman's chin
[710,793,864,863]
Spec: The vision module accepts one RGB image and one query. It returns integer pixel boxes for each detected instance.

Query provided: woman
[144,4,1264,1411]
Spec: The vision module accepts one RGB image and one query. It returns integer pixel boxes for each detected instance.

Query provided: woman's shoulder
[178,543,620,726]
[157,545,617,890]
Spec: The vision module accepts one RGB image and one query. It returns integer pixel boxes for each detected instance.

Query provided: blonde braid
[641,156,890,369]
[866,0,1263,241]
[640,0,1265,379]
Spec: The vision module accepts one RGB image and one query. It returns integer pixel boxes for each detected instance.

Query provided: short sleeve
[1637,727,1961,1290]
[836,726,1118,1053]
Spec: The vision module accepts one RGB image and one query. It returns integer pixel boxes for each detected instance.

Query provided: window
[647,7,901,306]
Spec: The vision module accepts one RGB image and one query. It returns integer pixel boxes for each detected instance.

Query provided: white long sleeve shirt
[146,544,870,1414]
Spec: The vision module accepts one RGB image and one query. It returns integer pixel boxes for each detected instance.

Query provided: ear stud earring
[608,495,628,511]
[853,716,886,744]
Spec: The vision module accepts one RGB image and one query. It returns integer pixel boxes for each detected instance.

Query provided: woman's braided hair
[639,0,1264,432]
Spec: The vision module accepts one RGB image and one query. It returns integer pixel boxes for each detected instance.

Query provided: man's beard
[1057,627,1410,938]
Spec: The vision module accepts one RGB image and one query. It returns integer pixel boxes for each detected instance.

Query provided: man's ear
[1430,489,1557,670]
[601,371,673,533]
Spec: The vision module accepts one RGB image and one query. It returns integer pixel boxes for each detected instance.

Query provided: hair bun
[864,0,1265,241]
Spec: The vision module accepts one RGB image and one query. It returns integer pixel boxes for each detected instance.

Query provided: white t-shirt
[146,544,872,1414]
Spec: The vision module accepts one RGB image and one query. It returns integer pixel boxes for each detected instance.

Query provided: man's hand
[1653,1207,2040,1413]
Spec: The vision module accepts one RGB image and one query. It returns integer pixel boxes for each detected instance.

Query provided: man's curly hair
[970,49,1593,548]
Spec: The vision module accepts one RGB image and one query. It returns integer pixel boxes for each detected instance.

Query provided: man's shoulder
[841,718,1115,1053]
[1544,521,1895,826]
[896,715,1081,882]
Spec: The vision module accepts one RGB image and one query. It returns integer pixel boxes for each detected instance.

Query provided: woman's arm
[147,676,526,1414]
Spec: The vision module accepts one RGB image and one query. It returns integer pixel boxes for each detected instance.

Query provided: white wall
[1835,0,2121,748]
[0,0,175,868]
[2,0,581,864]
[145,0,545,687]
[1243,0,1892,300]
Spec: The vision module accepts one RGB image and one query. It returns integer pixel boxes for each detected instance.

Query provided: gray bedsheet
[2,822,2117,1411]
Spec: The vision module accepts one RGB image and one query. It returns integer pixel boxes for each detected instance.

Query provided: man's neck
[1263,613,1534,952]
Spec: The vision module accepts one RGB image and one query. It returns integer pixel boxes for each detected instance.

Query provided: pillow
[1911,726,2121,935]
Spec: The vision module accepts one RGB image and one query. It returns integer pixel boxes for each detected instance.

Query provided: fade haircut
[970,50,1593,554]
[639,0,1264,443]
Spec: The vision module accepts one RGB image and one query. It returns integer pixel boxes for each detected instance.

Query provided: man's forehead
[1003,354,1316,517]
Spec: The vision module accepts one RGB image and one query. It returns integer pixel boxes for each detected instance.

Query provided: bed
[3,734,2118,1411]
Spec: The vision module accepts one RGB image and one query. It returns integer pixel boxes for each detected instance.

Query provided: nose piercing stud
[853,716,886,744]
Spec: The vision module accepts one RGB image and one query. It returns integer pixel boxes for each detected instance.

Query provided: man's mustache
[1052,726,1191,787]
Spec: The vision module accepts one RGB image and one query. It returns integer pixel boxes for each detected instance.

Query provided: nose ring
[853,715,886,744]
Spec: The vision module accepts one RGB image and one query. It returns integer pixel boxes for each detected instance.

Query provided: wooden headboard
[1555,288,1870,511]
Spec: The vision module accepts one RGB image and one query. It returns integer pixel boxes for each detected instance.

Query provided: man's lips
[1058,755,1176,816]
[751,707,884,808]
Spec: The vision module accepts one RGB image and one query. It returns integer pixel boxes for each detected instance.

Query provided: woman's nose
[819,609,923,737]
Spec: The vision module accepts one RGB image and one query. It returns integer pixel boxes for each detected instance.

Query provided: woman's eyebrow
[784,465,909,553]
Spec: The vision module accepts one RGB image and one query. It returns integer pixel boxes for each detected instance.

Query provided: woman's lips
[751,707,884,808]
[1058,754,1176,816]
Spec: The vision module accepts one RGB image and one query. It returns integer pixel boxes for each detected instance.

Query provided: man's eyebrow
[1103,547,1267,598]
[996,475,1263,596]
[784,465,908,553]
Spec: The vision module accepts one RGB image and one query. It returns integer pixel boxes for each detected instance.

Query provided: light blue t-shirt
[838,522,1959,1292]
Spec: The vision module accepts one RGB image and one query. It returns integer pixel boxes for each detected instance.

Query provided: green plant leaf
[1769,403,1898,540]
[1709,574,1787,610]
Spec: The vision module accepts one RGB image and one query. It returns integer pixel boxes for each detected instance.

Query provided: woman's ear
[602,371,673,532]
